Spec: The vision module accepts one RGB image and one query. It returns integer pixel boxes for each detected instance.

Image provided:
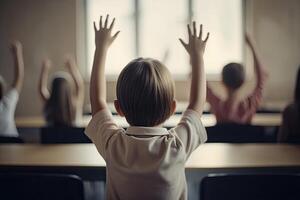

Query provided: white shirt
[85,108,207,200]
[0,89,19,136]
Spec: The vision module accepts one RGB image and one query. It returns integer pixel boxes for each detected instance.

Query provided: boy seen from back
[85,15,208,200]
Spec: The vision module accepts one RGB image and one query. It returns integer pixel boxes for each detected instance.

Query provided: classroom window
[86,0,244,79]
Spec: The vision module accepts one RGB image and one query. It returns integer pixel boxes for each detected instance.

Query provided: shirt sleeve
[85,109,124,159]
[171,109,207,159]
[2,89,19,111]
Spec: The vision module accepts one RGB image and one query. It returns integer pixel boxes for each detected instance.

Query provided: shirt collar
[126,126,169,136]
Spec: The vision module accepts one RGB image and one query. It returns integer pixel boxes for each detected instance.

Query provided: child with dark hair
[207,35,268,124]
[85,15,208,199]
[278,66,300,143]
[0,41,24,136]
[222,62,245,90]
[38,57,84,127]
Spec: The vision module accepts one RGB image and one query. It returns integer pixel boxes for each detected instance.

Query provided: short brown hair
[116,58,175,126]
[222,63,245,90]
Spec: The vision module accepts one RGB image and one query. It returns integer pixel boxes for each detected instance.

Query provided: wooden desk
[0,143,299,179]
[186,143,300,168]
[16,113,281,128]
[2,143,298,199]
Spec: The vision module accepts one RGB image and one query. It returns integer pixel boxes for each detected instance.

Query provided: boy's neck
[226,88,239,101]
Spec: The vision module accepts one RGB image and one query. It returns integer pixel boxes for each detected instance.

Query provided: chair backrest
[17,127,41,143]
[201,174,300,200]
[0,173,84,200]
[206,123,278,143]
[287,134,300,144]
[0,135,24,143]
[40,127,91,144]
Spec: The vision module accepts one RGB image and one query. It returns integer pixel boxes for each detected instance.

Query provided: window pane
[86,0,244,77]
[193,0,244,74]
[86,0,135,76]
[139,0,189,76]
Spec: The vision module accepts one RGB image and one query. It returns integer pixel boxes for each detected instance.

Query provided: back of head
[116,58,175,127]
[222,63,245,90]
[45,73,75,126]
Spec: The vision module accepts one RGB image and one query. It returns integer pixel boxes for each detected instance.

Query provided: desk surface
[1,143,299,169]
[16,113,281,128]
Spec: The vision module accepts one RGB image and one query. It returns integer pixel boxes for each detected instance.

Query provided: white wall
[251,0,300,103]
[0,0,77,117]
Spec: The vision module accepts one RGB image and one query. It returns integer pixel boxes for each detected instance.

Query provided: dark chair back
[41,127,91,144]
[287,134,300,143]
[0,136,24,143]
[17,127,41,143]
[0,173,84,200]
[206,123,278,143]
[201,174,300,200]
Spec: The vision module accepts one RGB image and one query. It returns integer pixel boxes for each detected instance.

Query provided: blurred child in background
[207,35,268,124]
[38,56,84,127]
[0,41,24,136]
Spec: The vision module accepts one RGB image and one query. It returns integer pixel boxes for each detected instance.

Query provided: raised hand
[179,22,209,114]
[39,59,51,102]
[94,15,120,50]
[64,54,84,102]
[245,33,268,87]
[10,40,24,92]
[11,40,22,53]
[179,22,209,56]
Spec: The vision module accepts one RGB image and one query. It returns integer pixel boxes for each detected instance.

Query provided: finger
[187,24,192,37]
[179,38,188,50]
[111,31,120,42]
[12,41,21,48]
[204,32,210,42]
[43,59,51,68]
[99,16,103,28]
[93,21,97,31]
[104,14,109,28]
[193,21,196,36]
[199,24,203,39]
[109,18,115,30]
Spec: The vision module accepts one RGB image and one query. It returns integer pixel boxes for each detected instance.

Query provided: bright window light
[193,0,244,74]
[86,0,135,76]
[86,0,244,78]
[139,0,189,76]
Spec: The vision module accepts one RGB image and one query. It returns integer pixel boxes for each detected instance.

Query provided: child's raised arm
[11,41,24,93]
[179,22,209,115]
[90,15,120,116]
[246,34,268,90]
[65,56,84,107]
[38,59,51,102]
